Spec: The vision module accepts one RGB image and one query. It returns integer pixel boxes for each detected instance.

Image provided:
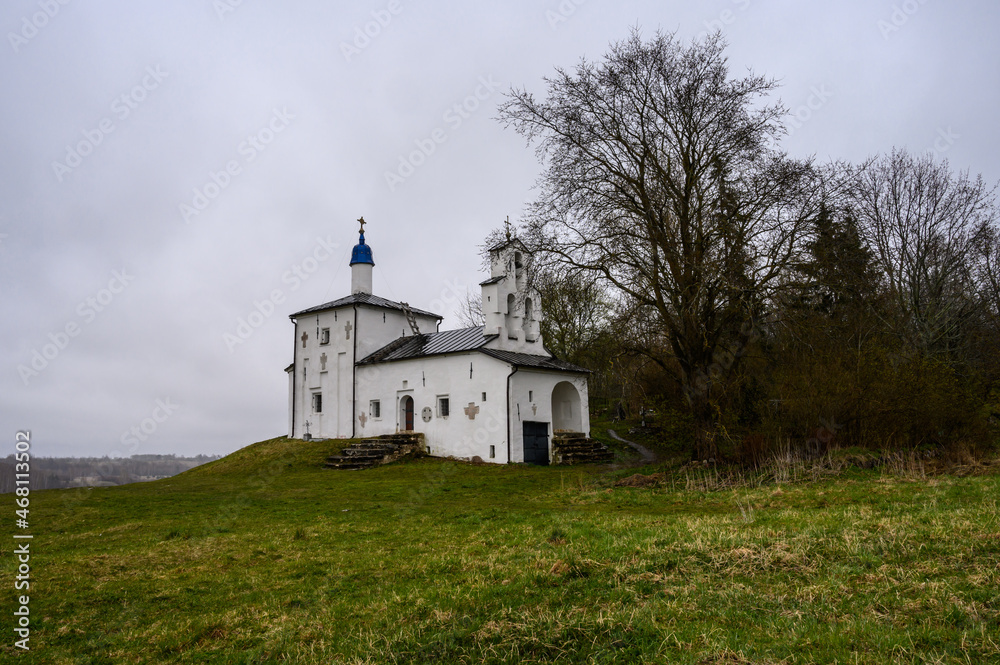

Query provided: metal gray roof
[356,323,590,373]
[290,293,441,319]
[479,348,590,373]
[479,276,504,286]
[358,326,497,364]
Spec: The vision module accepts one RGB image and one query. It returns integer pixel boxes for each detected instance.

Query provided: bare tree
[536,268,612,361]
[848,149,997,356]
[455,290,485,328]
[975,224,1000,320]
[498,29,821,454]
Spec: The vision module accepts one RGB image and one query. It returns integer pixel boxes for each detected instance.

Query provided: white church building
[285,221,592,465]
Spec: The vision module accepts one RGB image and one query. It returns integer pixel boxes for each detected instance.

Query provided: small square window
[320,328,330,345]
[437,396,450,418]
[312,393,322,413]
[370,400,381,419]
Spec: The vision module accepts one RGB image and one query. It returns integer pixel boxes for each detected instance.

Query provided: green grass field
[4,434,999,664]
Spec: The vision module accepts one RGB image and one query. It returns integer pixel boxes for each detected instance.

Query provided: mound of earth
[614,472,665,488]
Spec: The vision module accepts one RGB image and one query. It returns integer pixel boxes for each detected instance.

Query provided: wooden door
[403,396,414,431]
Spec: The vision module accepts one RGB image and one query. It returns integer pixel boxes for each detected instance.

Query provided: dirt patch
[614,472,665,488]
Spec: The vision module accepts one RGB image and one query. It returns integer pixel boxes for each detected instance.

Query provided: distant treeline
[0,454,220,493]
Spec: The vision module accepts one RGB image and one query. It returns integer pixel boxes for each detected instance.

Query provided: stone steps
[552,432,614,465]
[325,433,424,470]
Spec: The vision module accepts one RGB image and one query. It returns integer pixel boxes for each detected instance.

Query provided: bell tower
[480,231,543,351]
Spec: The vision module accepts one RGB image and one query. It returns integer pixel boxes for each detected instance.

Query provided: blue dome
[349,232,374,266]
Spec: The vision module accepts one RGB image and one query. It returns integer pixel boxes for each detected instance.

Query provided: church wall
[354,306,440,359]
[355,353,511,463]
[290,304,441,440]
[291,308,354,439]
[481,283,501,338]
[508,370,590,464]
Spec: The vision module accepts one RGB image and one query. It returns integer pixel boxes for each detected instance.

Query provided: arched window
[505,293,517,339]
[514,251,524,289]
[523,297,533,339]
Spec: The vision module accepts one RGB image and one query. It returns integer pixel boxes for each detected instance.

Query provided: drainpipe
[290,317,297,439]
[506,365,518,463]
[351,304,358,439]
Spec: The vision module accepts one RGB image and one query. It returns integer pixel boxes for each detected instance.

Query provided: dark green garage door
[522,421,550,466]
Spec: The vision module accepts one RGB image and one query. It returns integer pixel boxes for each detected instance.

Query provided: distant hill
[0,453,220,493]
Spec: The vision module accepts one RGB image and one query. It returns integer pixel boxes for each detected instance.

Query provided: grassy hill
[5,435,999,664]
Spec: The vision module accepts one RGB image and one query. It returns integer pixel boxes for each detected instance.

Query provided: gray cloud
[2,0,998,456]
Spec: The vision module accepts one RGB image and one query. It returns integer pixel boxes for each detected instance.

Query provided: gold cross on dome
[358,216,366,234]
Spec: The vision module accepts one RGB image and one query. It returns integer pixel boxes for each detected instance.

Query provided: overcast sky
[2,0,998,458]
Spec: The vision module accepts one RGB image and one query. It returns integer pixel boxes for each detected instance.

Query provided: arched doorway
[551,382,582,433]
[400,395,414,431]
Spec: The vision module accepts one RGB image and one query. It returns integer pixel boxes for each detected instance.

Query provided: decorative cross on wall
[464,403,480,420]
[301,332,308,348]
[320,353,328,371]
[358,412,367,427]
[344,320,352,340]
